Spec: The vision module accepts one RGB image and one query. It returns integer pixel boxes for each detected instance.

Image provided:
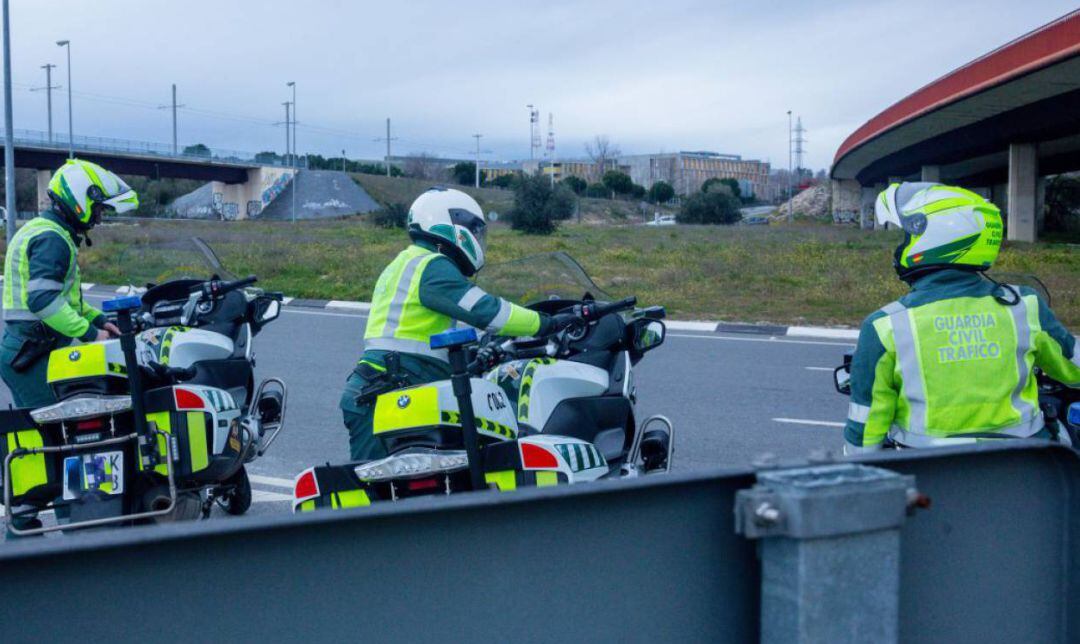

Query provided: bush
[561,175,587,195]
[677,190,742,225]
[510,174,577,234]
[1045,175,1080,234]
[490,173,519,189]
[451,162,479,186]
[585,183,609,199]
[648,181,675,204]
[371,202,409,228]
[602,171,634,196]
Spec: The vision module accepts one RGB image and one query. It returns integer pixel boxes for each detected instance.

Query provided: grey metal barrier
[0,441,1075,643]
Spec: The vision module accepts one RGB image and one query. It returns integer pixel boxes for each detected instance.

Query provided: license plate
[63,451,124,500]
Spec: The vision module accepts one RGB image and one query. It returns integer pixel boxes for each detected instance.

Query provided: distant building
[521,159,626,183]
[617,151,770,197]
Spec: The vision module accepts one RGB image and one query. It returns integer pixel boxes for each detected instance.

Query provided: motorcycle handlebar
[591,296,637,319]
[217,275,258,295]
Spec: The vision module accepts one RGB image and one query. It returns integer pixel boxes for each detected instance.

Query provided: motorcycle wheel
[223,466,252,516]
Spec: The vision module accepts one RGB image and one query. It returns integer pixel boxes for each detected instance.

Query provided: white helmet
[407,187,487,276]
[48,158,138,229]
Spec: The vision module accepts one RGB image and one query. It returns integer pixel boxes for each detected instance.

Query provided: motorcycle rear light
[173,388,205,410]
[353,450,468,482]
[520,442,559,469]
[75,418,105,432]
[407,478,439,491]
[293,469,320,501]
[30,395,132,423]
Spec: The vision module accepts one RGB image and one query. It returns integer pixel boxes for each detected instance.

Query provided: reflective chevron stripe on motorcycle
[555,443,605,472]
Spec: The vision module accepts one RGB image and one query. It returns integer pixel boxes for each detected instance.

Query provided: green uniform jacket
[844,270,1080,450]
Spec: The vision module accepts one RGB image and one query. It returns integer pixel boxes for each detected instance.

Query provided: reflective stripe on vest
[363,246,455,362]
[2,217,80,321]
[890,415,1044,447]
[884,294,1042,440]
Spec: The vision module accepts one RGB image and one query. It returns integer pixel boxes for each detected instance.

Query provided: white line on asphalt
[666,321,718,332]
[772,417,845,427]
[283,308,368,319]
[252,490,293,503]
[327,300,371,312]
[249,474,296,489]
[787,326,860,340]
[805,367,834,371]
[668,333,853,347]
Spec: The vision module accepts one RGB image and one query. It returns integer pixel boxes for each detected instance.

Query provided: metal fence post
[736,464,917,644]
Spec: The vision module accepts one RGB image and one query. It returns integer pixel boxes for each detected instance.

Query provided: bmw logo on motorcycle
[68,350,81,361]
[397,394,411,409]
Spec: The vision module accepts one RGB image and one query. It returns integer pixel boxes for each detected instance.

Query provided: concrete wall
[830,179,860,224]
[210,166,293,220]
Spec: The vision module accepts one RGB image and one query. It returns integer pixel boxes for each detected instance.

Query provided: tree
[700,177,741,199]
[371,202,409,229]
[1045,174,1080,234]
[255,151,283,164]
[584,183,609,199]
[561,175,587,195]
[648,181,675,204]
[490,173,519,189]
[183,143,211,158]
[584,135,620,180]
[677,190,742,225]
[602,171,634,196]
[510,173,577,234]
[451,162,479,186]
[630,184,647,200]
[718,178,742,200]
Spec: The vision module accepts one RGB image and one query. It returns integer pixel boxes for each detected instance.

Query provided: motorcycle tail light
[293,468,320,501]
[520,442,559,469]
[407,477,439,492]
[75,418,105,432]
[173,388,205,410]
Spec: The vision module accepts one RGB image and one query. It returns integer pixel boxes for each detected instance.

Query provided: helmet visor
[450,208,486,250]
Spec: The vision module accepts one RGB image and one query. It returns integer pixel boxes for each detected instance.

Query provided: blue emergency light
[430,328,478,349]
[1068,402,1080,427]
[102,295,143,313]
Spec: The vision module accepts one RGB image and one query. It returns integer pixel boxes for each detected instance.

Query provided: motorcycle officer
[2,159,138,534]
[843,182,1080,453]
[341,187,581,461]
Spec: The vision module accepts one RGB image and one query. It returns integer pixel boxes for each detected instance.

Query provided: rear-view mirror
[834,365,852,395]
[634,320,665,353]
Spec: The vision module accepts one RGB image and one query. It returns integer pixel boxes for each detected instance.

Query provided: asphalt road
[1,295,854,527]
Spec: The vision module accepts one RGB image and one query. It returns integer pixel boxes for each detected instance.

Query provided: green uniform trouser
[0,330,65,409]
[339,352,450,462]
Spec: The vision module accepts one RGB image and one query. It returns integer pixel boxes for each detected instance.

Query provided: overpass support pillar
[830,179,860,225]
[920,165,940,182]
[1007,143,1038,242]
[35,170,51,213]
[736,464,914,644]
[859,186,878,229]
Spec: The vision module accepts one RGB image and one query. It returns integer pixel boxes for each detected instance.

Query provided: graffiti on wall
[212,191,224,212]
[261,172,291,206]
[247,200,262,217]
[222,202,240,220]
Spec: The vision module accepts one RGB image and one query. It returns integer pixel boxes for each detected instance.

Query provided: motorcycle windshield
[988,272,1052,306]
[475,252,610,304]
[116,237,235,287]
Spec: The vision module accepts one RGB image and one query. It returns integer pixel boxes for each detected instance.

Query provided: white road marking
[666,321,718,332]
[805,367,834,371]
[81,283,95,291]
[281,296,294,305]
[772,417,845,428]
[787,326,860,340]
[248,474,296,489]
[283,308,368,319]
[327,300,371,312]
[668,333,853,347]
[252,490,293,503]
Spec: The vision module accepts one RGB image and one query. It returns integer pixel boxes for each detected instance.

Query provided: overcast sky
[4,0,1076,170]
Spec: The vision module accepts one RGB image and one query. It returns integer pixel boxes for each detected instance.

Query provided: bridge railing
[8,128,293,167]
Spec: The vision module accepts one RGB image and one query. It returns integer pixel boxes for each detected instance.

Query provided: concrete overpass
[830,10,1080,241]
[2,129,295,219]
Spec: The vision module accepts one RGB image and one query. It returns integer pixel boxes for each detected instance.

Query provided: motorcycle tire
[223,466,252,516]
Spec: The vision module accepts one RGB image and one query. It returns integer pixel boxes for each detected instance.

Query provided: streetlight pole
[787,110,793,223]
[3,0,16,242]
[56,40,72,158]
[341,149,345,173]
[287,81,296,224]
[31,64,59,144]
[281,101,291,163]
[472,133,482,188]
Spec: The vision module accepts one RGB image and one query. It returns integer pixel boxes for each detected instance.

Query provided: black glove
[550,312,583,333]
[474,343,504,370]
[575,302,600,322]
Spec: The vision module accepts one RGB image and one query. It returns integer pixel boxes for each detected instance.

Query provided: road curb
[72,282,861,341]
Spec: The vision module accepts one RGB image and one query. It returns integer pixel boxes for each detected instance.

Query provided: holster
[9,324,56,373]
[354,352,412,406]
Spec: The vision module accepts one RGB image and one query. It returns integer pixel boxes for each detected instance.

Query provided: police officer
[843,182,1080,453]
[341,187,579,461]
[2,159,138,407]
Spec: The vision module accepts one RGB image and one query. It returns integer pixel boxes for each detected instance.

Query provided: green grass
[46,218,1080,328]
